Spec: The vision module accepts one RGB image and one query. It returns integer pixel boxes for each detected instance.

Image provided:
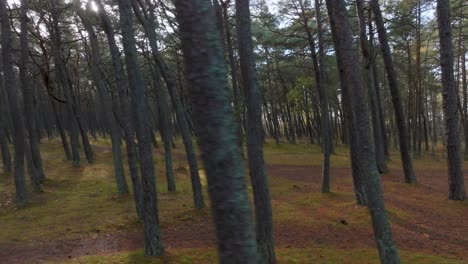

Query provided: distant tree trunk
[50,97,72,160]
[174,0,257,262]
[236,0,275,262]
[131,0,203,206]
[131,0,178,193]
[416,0,423,157]
[325,1,400,262]
[0,0,28,203]
[50,0,81,166]
[436,0,467,201]
[370,0,417,184]
[74,0,129,196]
[0,73,12,173]
[96,0,143,218]
[356,0,388,173]
[20,0,45,189]
[459,9,468,160]
[313,0,332,192]
[116,0,164,255]
[222,0,245,157]
[463,45,468,160]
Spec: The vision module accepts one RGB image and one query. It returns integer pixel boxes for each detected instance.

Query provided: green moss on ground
[1,139,466,263]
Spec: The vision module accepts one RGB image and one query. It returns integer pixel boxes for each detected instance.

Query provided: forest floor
[0,138,467,263]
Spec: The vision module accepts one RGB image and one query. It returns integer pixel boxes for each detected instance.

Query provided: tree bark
[74,0,129,196]
[131,0,204,206]
[436,0,467,201]
[96,0,143,218]
[356,0,388,173]
[370,0,417,184]
[0,0,28,203]
[236,0,276,262]
[174,0,257,262]
[325,1,400,262]
[20,0,44,191]
[116,0,164,255]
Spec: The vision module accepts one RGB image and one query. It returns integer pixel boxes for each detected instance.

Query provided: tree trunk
[222,1,245,158]
[436,0,467,201]
[313,0,332,193]
[117,0,164,255]
[236,0,276,262]
[0,68,12,173]
[96,0,143,218]
[50,0,82,166]
[174,0,257,262]
[325,1,400,262]
[356,0,388,173]
[0,0,28,203]
[131,0,204,207]
[370,0,417,184]
[20,0,45,189]
[74,0,129,196]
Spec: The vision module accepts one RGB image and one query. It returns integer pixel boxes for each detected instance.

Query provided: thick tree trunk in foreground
[436,0,467,201]
[0,0,28,203]
[174,0,257,262]
[236,0,276,262]
[116,0,163,255]
[370,0,417,184]
[325,1,400,262]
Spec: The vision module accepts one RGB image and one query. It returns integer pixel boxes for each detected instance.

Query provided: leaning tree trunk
[131,0,176,193]
[174,0,257,262]
[131,0,204,206]
[73,0,129,196]
[356,0,388,174]
[95,0,143,218]
[370,0,417,184]
[116,0,164,255]
[0,0,28,203]
[50,0,81,166]
[325,0,400,262]
[436,0,467,201]
[20,0,44,191]
[236,0,276,262]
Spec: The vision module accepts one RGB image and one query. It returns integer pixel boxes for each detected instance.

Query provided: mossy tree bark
[95,0,143,218]
[325,0,400,262]
[174,0,257,262]
[356,0,388,174]
[236,0,276,262]
[116,0,164,255]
